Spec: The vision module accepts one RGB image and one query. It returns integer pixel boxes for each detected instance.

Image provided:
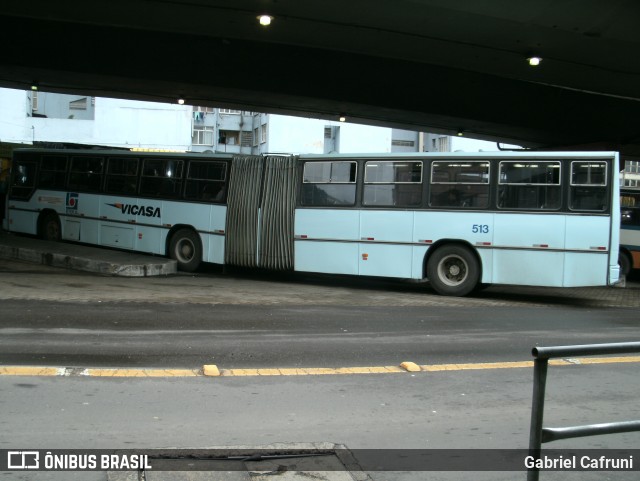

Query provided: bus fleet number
[472,224,489,234]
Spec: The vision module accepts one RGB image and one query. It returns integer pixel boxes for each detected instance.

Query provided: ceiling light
[457,129,464,137]
[339,115,346,122]
[177,98,185,105]
[527,56,542,67]
[258,15,273,26]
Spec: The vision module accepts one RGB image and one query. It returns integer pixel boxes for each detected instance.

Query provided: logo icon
[8,451,39,470]
[66,193,79,210]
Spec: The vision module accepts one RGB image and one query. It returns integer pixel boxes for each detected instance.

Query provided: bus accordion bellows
[3,149,620,296]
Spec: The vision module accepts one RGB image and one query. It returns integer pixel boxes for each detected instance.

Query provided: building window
[261,124,267,143]
[192,126,214,145]
[391,140,416,147]
[194,106,214,113]
[253,128,259,147]
[31,91,38,112]
[69,98,88,110]
[219,109,241,114]
[219,130,240,145]
[241,132,253,147]
[436,137,450,152]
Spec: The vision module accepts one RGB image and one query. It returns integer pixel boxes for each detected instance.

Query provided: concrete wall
[0,88,30,144]
[94,98,192,150]
[266,115,392,154]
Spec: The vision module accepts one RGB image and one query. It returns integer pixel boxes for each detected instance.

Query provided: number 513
[472,224,489,234]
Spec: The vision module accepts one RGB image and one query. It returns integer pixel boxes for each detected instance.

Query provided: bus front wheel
[427,245,480,296]
[169,229,202,272]
[39,212,61,242]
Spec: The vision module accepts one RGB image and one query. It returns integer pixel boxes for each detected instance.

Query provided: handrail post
[527,357,548,481]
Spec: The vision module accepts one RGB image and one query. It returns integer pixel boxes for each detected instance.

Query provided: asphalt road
[0,259,638,369]
[0,259,639,481]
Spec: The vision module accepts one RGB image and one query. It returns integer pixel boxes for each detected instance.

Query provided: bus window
[139,158,184,198]
[68,156,104,192]
[569,161,608,211]
[39,155,68,190]
[105,157,139,195]
[301,161,357,206]
[429,161,489,208]
[9,161,37,200]
[185,161,227,202]
[498,161,561,210]
[363,161,422,206]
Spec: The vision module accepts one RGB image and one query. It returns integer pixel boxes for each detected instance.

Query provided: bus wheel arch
[424,241,482,296]
[618,248,632,277]
[167,226,203,272]
[38,210,61,242]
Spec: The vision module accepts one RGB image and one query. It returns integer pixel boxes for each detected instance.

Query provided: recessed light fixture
[339,115,347,122]
[457,129,464,137]
[258,15,273,26]
[527,56,542,67]
[177,98,185,105]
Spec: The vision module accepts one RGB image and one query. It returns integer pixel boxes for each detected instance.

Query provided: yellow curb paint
[400,362,422,372]
[423,361,534,371]
[0,366,62,376]
[1,356,639,379]
[203,365,221,377]
[85,368,199,377]
[567,356,640,364]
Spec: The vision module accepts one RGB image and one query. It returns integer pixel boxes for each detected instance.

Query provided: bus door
[225,155,297,270]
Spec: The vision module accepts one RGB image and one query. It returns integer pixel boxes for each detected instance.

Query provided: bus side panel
[8,203,38,235]
[359,210,413,278]
[75,194,101,246]
[564,215,611,286]
[414,211,494,281]
[97,195,142,252]
[477,249,494,284]
[207,205,227,264]
[294,209,359,275]
[492,214,566,286]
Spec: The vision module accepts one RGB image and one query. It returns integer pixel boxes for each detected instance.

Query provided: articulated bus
[4,148,620,296]
[620,188,640,276]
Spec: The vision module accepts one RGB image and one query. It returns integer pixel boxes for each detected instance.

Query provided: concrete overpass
[1,0,639,156]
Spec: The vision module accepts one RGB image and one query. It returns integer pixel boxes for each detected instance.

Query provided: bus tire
[169,228,202,272]
[427,244,480,296]
[619,251,631,277]
[39,212,61,242]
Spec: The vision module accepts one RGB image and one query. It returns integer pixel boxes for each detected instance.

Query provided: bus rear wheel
[427,244,480,296]
[169,228,202,272]
[619,251,631,277]
[39,212,61,242]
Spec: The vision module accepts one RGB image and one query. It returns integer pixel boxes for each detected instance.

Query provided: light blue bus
[4,149,620,296]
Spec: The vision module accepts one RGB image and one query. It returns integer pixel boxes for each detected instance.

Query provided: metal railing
[527,341,640,481]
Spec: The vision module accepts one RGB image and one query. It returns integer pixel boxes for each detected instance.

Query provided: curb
[2,356,640,379]
[0,242,176,277]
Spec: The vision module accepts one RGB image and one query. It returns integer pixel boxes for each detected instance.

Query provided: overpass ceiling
[1,0,640,155]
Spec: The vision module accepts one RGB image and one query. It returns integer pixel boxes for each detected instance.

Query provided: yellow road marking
[85,368,200,377]
[0,366,63,376]
[0,356,639,378]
